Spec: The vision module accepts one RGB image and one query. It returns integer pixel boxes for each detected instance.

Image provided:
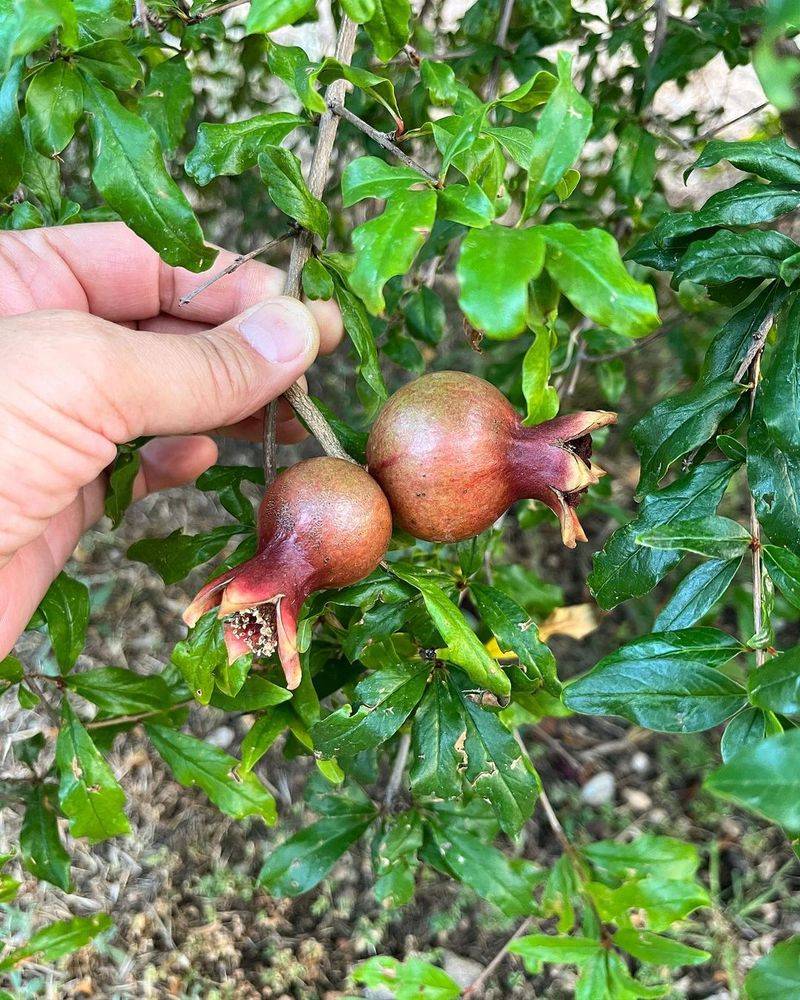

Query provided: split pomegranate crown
[184,370,615,688]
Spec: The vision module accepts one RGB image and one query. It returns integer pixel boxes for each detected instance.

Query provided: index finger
[0,222,344,354]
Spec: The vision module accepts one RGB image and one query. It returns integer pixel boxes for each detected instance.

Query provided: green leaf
[456,224,545,340]
[539,223,659,338]
[402,285,446,345]
[140,56,193,157]
[654,558,741,631]
[240,705,294,773]
[104,438,146,529]
[171,611,226,706]
[564,629,745,733]
[589,876,710,933]
[496,69,557,113]
[589,460,738,610]
[686,137,800,186]
[81,74,214,271]
[128,525,246,586]
[25,61,82,155]
[0,60,23,197]
[611,123,657,203]
[266,41,326,115]
[56,701,130,843]
[186,112,306,186]
[673,229,799,288]
[721,707,781,763]
[0,914,112,972]
[583,835,700,882]
[245,0,314,34]
[317,58,402,127]
[259,790,376,895]
[764,544,800,610]
[258,144,329,239]
[613,929,710,967]
[312,661,428,758]
[302,257,334,300]
[636,515,752,560]
[340,0,375,21]
[471,582,558,695]
[66,666,173,716]
[39,571,90,672]
[146,723,276,822]
[437,182,494,228]
[746,936,800,999]
[428,820,540,917]
[74,39,142,90]
[509,934,603,968]
[332,280,388,400]
[209,674,289,712]
[453,672,540,836]
[373,810,422,908]
[0,0,76,68]
[350,188,437,314]
[341,155,421,206]
[748,646,800,715]
[523,52,592,218]
[20,785,71,890]
[0,655,23,689]
[353,956,460,1000]
[195,464,264,526]
[391,565,510,697]
[410,669,464,799]
[748,295,800,554]
[521,326,559,424]
[420,58,458,105]
[632,376,746,495]
[706,730,800,833]
[364,0,411,62]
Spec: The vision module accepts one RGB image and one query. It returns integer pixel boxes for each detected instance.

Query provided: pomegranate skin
[366,371,615,547]
[184,457,392,688]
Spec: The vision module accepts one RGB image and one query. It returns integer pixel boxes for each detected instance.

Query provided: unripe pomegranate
[366,371,615,547]
[183,457,392,689]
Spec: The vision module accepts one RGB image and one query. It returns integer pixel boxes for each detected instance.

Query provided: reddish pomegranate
[183,457,392,689]
[366,371,615,547]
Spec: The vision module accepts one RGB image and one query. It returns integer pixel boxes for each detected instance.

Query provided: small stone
[630,751,650,775]
[580,771,616,806]
[624,789,652,812]
[363,988,395,1000]
[207,726,235,749]
[443,950,483,988]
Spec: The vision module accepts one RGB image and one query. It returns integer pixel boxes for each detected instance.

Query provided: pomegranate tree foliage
[2,0,800,993]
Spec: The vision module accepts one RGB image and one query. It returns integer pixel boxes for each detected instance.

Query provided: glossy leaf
[20,785,71,890]
[540,223,659,338]
[38,571,90,672]
[341,155,421,206]
[25,61,82,155]
[409,669,464,799]
[373,810,422,908]
[745,936,800,999]
[128,525,246,585]
[146,723,276,822]
[456,224,545,340]
[673,229,798,288]
[636,515,752,560]
[748,646,800,715]
[74,39,143,90]
[258,145,329,239]
[583,835,700,883]
[706,730,800,833]
[82,74,214,271]
[764,544,800,610]
[686,137,800,186]
[391,565,510,697]
[350,188,436,314]
[589,461,738,610]
[353,956,459,1000]
[140,57,193,157]
[523,52,592,217]
[245,0,314,34]
[613,929,710,967]
[364,0,412,62]
[654,558,741,631]
[0,60,24,198]
[66,666,173,716]
[187,112,306,186]
[509,934,603,968]
[437,182,494,228]
[565,629,745,732]
[721,707,782,763]
[332,280,388,399]
[56,701,131,843]
[0,914,111,972]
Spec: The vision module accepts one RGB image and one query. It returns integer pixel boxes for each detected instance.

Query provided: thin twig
[581,324,671,363]
[461,916,533,997]
[748,351,765,668]
[134,0,151,35]
[695,102,769,144]
[642,0,668,104]
[734,310,776,383]
[179,233,293,306]
[186,0,249,22]
[328,102,440,184]
[484,0,515,102]
[383,731,411,808]
[86,700,194,730]
[24,676,61,728]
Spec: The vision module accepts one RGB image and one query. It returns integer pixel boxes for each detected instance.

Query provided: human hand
[0,222,343,659]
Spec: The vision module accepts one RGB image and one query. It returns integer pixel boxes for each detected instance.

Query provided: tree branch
[328,101,441,184]
[383,731,411,808]
[484,0,515,102]
[461,916,533,997]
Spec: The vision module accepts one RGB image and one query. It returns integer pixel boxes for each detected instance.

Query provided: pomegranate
[183,457,392,689]
[366,371,615,547]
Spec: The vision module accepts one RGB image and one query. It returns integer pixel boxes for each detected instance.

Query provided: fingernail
[238,297,318,364]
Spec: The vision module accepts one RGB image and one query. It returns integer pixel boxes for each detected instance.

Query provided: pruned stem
[328,101,441,184]
[180,233,293,306]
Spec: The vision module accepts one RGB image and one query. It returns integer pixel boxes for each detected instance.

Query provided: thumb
[103,296,320,439]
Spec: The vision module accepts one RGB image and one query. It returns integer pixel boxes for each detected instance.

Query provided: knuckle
[196,333,258,423]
